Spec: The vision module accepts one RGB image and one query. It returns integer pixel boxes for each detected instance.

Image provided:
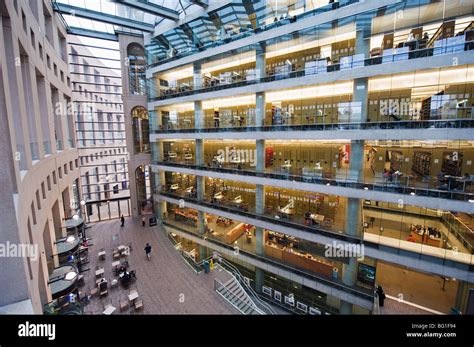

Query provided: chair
[99,281,108,297]
[110,279,119,289]
[119,296,129,312]
[119,297,129,312]
[90,287,99,297]
[134,299,143,311]
[324,218,333,228]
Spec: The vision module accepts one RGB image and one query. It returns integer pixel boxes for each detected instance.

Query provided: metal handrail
[162,221,374,301]
[214,278,262,315]
[150,39,474,101]
[155,162,474,204]
[219,258,276,315]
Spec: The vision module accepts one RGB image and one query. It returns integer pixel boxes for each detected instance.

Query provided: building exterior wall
[119,34,151,217]
[68,38,129,221]
[0,0,80,313]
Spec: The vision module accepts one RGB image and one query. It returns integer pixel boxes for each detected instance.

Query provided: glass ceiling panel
[187,17,219,46]
[55,0,203,36]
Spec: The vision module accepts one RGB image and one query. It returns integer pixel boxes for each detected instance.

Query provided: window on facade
[127,43,146,95]
[131,106,150,154]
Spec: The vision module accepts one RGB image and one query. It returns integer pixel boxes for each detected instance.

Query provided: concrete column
[352,78,368,123]
[355,14,371,59]
[255,267,264,293]
[348,140,365,182]
[194,100,202,129]
[195,139,203,166]
[193,62,202,90]
[352,15,370,123]
[154,170,168,220]
[255,184,265,214]
[256,139,265,173]
[195,174,206,239]
[255,43,266,80]
[152,141,163,162]
[339,300,354,314]
[196,176,205,200]
[254,134,265,293]
[255,92,265,127]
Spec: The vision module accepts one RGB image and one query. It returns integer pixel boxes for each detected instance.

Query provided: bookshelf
[412,152,431,176]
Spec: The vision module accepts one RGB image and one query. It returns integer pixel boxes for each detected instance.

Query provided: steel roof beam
[53,3,155,32]
[67,27,118,41]
[115,0,179,21]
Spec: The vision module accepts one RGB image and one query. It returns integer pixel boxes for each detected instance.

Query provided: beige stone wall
[0,0,80,312]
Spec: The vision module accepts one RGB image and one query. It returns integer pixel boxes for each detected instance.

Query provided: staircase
[214,277,264,315]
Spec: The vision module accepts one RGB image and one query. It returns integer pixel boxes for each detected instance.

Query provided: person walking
[376,285,386,307]
[144,243,152,260]
[141,216,146,227]
[120,214,125,227]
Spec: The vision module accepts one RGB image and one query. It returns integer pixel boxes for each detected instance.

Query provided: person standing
[144,243,152,260]
[142,216,146,227]
[376,285,386,307]
[120,214,125,227]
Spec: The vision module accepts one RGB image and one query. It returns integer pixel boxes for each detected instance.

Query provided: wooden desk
[225,223,246,244]
[265,243,333,278]
[411,231,441,247]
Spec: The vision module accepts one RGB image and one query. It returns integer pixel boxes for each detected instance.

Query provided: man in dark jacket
[144,243,152,260]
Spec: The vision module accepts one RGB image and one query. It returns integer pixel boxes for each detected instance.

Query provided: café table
[102,305,116,315]
[128,290,139,302]
[95,268,104,277]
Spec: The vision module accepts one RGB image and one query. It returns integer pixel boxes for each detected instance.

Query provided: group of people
[119,216,153,260]
[382,168,399,182]
[120,215,148,227]
[408,224,442,242]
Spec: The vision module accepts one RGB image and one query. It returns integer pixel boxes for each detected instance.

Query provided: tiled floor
[79,217,238,315]
[376,261,458,314]
[381,297,439,315]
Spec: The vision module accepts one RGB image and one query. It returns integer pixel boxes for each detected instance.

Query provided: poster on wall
[296,302,308,313]
[274,290,282,302]
[357,263,376,286]
[284,295,295,306]
[309,307,322,315]
[262,286,272,297]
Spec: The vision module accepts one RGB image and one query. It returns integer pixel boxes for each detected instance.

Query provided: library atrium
[0,0,473,317]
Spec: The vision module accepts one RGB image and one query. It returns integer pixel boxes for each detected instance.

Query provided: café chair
[119,297,129,312]
[110,279,119,289]
[134,299,143,311]
[90,287,99,297]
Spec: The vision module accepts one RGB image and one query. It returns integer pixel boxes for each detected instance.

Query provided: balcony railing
[161,219,374,304]
[159,189,361,244]
[154,161,474,203]
[159,192,474,268]
[152,119,474,134]
[149,39,474,102]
